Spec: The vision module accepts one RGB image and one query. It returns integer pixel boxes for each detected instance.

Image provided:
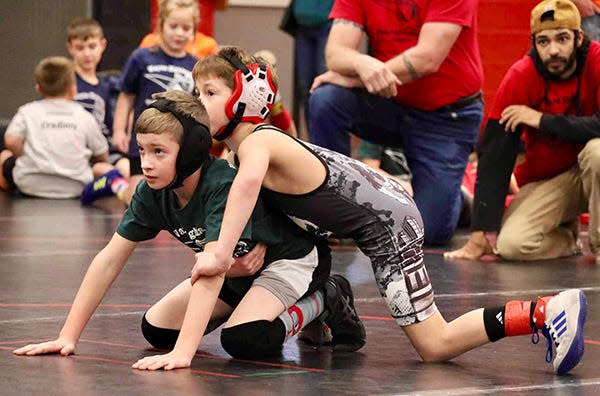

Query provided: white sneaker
[536,289,587,374]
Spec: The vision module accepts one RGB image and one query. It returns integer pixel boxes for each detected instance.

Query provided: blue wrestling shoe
[532,289,587,374]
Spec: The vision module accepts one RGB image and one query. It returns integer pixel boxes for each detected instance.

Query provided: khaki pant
[496,138,600,260]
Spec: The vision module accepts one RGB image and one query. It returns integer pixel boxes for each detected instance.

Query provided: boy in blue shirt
[66,17,129,203]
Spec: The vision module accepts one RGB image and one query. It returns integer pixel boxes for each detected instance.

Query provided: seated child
[0,56,109,199]
[65,17,130,203]
[13,90,365,370]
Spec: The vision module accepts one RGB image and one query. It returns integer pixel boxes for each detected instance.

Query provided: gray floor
[0,193,598,395]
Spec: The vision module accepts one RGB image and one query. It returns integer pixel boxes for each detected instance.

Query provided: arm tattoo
[402,53,420,81]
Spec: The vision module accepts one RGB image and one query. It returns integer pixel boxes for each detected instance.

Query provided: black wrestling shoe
[323,274,366,352]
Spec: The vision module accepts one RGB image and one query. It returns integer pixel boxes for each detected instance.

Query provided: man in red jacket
[446,0,600,263]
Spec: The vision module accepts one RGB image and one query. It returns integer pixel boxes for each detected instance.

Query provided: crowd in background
[1,0,599,260]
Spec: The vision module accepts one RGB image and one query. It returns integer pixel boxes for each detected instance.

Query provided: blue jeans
[309,84,482,244]
[294,23,330,124]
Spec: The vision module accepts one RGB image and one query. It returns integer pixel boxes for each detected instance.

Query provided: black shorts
[2,155,16,189]
[218,278,253,308]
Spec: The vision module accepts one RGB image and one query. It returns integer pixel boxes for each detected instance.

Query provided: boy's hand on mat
[132,350,192,371]
[13,338,76,356]
[191,253,233,284]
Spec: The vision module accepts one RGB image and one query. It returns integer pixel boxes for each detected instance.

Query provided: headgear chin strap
[213,53,277,141]
[148,98,213,189]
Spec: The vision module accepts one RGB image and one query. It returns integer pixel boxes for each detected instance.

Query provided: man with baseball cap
[446,0,600,264]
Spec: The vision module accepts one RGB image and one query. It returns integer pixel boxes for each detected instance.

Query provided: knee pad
[141,314,180,350]
[220,319,285,359]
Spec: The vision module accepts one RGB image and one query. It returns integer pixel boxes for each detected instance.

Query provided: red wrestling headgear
[213,52,277,141]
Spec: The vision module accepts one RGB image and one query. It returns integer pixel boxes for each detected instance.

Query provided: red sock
[504,296,551,337]
[504,300,532,337]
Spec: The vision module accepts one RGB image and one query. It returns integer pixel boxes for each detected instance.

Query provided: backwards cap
[147,98,212,189]
[530,0,580,35]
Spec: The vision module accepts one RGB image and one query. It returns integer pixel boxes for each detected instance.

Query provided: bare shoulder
[242,126,305,168]
[245,127,299,151]
[250,126,288,141]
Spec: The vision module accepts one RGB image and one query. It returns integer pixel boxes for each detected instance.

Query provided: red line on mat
[72,355,241,378]
[80,339,324,372]
[5,349,239,378]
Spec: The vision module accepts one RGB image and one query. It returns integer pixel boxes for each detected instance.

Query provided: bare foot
[444,232,494,260]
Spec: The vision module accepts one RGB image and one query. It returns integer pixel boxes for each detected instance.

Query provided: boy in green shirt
[13,90,365,370]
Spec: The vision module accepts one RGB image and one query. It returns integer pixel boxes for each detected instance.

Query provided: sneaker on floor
[80,169,122,205]
[323,274,366,352]
[298,317,332,347]
[533,289,587,374]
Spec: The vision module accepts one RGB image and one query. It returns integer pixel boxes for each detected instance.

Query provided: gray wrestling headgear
[148,98,212,189]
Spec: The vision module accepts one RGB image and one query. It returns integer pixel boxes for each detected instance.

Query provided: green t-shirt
[117,156,314,264]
